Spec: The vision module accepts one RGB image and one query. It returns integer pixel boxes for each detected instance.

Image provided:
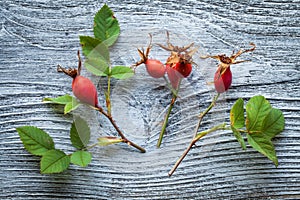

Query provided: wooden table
[1,0,299,199]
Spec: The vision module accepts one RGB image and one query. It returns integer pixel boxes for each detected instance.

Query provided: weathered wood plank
[0,0,299,199]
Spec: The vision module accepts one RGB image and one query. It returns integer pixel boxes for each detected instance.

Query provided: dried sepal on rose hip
[57,50,99,107]
[201,43,256,93]
[158,31,197,89]
[132,34,166,78]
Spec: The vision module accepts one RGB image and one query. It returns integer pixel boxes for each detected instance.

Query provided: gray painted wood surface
[1,0,299,199]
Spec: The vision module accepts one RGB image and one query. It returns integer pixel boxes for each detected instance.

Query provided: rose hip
[133,34,166,79]
[173,62,192,78]
[72,75,98,107]
[214,66,232,93]
[157,31,197,88]
[166,64,181,89]
[145,59,166,78]
[57,51,99,107]
[201,43,256,93]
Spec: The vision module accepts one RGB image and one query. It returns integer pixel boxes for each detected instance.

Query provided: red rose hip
[201,43,256,94]
[57,50,99,107]
[214,66,232,93]
[72,75,99,107]
[173,62,192,78]
[145,59,166,78]
[166,64,181,89]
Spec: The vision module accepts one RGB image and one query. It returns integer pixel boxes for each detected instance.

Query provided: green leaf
[261,108,285,140]
[84,57,110,77]
[70,151,92,167]
[80,36,110,76]
[110,66,134,79]
[80,36,102,57]
[246,95,272,132]
[244,95,285,166]
[98,136,123,146]
[43,95,80,114]
[230,98,246,149]
[70,116,91,149]
[64,100,80,114]
[16,126,55,156]
[230,98,245,129]
[80,36,110,61]
[40,150,70,174]
[247,133,278,166]
[43,94,73,105]
[231,126,247,150]
[94,4,120,46]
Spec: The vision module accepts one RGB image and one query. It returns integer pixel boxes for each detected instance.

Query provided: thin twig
[168,123,227,176]
[106,75,112,116]
[157,78,181,148]
[168,93,221,176]
[157,93,178,147]
[193,93,220,138]
[95,106,146,153]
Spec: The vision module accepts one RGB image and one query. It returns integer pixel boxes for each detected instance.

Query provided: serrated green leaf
[71,151,92,167]
[247,133,278,166]
[110,66,134,79]
[94,4,120,46]
[262,108,285,140]
[231,126,247,150]
[102,35,120,47]
[64,100,80,114]
[80,36,110,76]
[70,116,91,149]
[244,96,284,167]
[43,95,80,114]
[84,57,110,76]
[230,98,245,129]
[79,36,102,57]
[16,126,55,156]
[98,136,123,146]
[40,150,70,174]
[80,36,110,61]
[43,94,73,105]
[246,95,272,132]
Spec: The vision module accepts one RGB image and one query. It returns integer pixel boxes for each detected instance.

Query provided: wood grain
[1,0,299,199]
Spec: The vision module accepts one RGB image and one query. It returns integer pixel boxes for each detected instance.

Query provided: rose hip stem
[94,106,146,153]
[168,122,228,176]
[156,31,196,148]
[157,84,180,147]
[193,93,220,137]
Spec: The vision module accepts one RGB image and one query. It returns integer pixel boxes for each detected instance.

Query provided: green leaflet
[80,36,110,76]
[110,66,134,79]
[71,151,92,167]
[43,95,80,114]
[231,126,247,150]
[230,98,246,149]
[246,95,272,132]
[229,96,285,166]
[16,126,55,156]
[70,116,91,149]
[230,98,245,129]
[261,108,285,140]
[40,150,70,174]
[247,133,278,166]
[93,4,120,47]
[43,94,73,105]
[245,96,284,166]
